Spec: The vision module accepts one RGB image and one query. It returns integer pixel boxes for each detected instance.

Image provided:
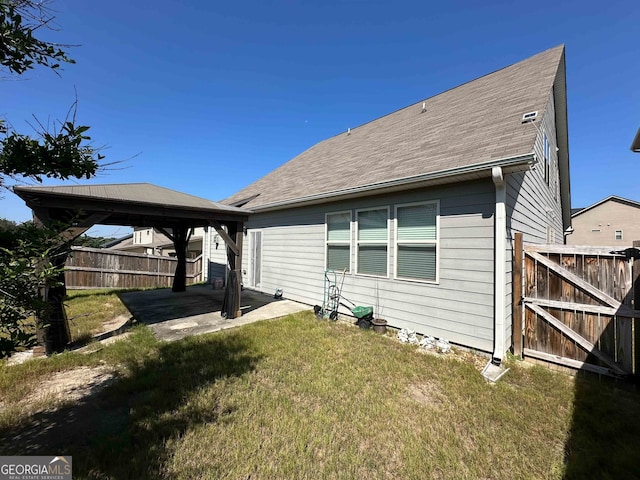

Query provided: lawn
[1,293,639,479]
[65,289,133,343]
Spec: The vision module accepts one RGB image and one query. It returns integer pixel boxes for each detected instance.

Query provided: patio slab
[118,285,310,341]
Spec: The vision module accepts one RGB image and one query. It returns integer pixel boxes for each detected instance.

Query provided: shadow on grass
[0,332,261,479]
[562,372,640,480]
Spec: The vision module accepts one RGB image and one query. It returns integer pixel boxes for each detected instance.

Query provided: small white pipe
[492,166,506,364]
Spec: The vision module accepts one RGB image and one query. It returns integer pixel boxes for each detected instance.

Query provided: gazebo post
[234,221,244,318]
[39,250,72,354]
[169,226,192,293]
[30,209,107,354]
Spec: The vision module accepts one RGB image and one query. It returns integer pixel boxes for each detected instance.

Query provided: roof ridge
[318,44,565,141]
[573,195,640,217]
[224,45,567,210]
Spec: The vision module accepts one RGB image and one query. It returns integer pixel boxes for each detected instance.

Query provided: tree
[0,0,74,75]
[0,0,102,191]
[72,234,116,248]
[0,0,104,358]
[0,220,68,358]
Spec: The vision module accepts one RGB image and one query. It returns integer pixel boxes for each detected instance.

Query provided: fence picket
[65,247,204,289]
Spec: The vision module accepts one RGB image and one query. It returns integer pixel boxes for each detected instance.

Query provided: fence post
[633,240,640,376]
[512,232,524,357]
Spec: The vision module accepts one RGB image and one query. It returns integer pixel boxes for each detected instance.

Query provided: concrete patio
[118,285,310,341]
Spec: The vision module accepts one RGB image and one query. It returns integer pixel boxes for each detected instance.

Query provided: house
[106,227,204,258]
[204,45,571,364]
[567,196,640,246]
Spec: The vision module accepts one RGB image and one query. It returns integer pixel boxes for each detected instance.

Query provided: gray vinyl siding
[506,93,563,244]
[204,228,230,286]
[244,180,497,353]
[504,92,564,353]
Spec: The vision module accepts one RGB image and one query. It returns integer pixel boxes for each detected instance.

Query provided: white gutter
[492,166,507,364]
[251,153,535,212]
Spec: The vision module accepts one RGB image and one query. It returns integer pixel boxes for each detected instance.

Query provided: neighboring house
[205,45,571,364]
[567,196,640,246]
[107,227,204,258]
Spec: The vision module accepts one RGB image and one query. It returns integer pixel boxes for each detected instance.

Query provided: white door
[250,231,262,288]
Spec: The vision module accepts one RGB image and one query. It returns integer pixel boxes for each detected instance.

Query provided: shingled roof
[224,45,567,211]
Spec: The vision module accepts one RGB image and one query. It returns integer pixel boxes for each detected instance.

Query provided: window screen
[326,212,351,272]
[357,209,388,276]
[396,202,438,281]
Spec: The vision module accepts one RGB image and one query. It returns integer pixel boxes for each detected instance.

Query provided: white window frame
[355,207,390,278]
[615,230,623,241]
[394,200,440,284]
[325,211,352,273]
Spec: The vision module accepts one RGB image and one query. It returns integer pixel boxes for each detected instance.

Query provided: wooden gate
[513,234,639,377]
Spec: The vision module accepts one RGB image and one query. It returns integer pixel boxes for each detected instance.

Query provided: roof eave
[12,186,253,217]
[571,195,640,218]
[250,153,535,213]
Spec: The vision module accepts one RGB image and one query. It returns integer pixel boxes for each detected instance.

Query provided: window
[326,212,351,272]
[591,229,601,233]
[356,208,388,276]
[395,202,439,281]
[615,230,623,241]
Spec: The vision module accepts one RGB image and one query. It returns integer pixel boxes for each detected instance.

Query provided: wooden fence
[513,233,639,377]
[65,247,204,289]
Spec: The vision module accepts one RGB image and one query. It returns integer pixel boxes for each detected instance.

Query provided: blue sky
[2,0,639,237]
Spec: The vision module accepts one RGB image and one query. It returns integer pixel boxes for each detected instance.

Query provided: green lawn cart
[314,269,373,328]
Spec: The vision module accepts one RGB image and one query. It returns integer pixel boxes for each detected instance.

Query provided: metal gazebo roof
[13,183,251,227]
[13,183,251,354]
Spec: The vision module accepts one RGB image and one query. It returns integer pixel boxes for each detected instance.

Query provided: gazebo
[14,183,251,354]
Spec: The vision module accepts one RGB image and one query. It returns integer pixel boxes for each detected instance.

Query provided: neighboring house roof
[109,235,203,252]
[224,45,568,214]
[631,127,640,152]
[571,195,640,218]
[103,234,133,248]
[570,208,584,217]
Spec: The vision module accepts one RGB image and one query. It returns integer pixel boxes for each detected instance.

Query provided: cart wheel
[329,310,338,321]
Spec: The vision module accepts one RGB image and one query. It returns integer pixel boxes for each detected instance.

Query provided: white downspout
[492,166,506,365]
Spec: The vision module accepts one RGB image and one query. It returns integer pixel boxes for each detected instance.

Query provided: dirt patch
[95,314,130,335]
[17,365,117,413]
[0,365,127,456]
[452,349,491,372]
[416,344,489,373]
[408,381,446,407]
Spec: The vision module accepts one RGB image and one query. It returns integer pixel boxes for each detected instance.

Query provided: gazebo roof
[13,183,251,228]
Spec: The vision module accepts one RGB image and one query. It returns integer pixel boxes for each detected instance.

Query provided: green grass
[65,289,132,343]
[1,308,639,479]
[1,288,134,354]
